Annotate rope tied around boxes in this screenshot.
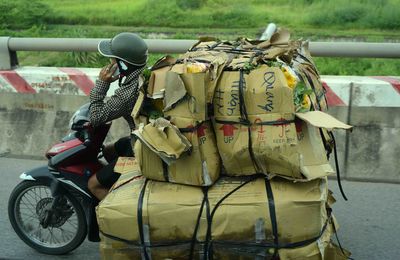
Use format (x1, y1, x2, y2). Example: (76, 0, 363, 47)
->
(329, 131, 348, 201)
(185, 175, 333, 260)
(99, 174, 340, 259)
(238, 69, 264, 174)
(137, 179, 150, 260)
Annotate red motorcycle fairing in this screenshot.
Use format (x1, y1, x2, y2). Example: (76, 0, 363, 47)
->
(46, 138, 83, 158)
(59, 162, 104, 177)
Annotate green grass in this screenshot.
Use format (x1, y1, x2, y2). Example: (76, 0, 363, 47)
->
(314, 57, 400, 76)
(2, 0, 400, 75)
(38, 0, 400, 30)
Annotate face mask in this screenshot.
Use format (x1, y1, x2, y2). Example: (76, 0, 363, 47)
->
(119, 60, 128, 71)
(113, 60, 128, 78)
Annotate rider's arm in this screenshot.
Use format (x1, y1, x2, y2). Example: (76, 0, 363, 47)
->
(89, 66, 143, 128)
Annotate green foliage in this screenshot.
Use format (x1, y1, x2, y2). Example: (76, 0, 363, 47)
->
(176, 0, 207, 10)
(307, 0, 400, 30)
(38, 0, 400, 30)
(0, 0, 52, 29)
(308, 2, 366, 26)
(365, 3, 400, 29)
(293, 82, 313, 112)
(211, 7, 258, 27)
(5, 0, 400, 76)
(68, 52, 106, 67)
(314, 57, 400, 76)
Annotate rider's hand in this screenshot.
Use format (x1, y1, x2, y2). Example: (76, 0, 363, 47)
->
(99, 62, 118, 83)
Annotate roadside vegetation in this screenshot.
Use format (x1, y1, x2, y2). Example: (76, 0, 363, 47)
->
(1, 0, 399, 75)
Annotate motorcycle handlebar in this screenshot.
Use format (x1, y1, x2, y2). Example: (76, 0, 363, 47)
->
(82, 130, 91, 146)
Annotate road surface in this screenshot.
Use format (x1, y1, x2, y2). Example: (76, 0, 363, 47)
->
(0, 157, 399, 259)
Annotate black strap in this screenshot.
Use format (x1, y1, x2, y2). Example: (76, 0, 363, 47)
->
(265, 179, 279, 257)
(321, 81, 330, 109)
(247, 126, 262, 173)
(255, 118, 295, 126)
(214, 118, 250, 126)
(214, 118, 294, 126)
(238, 70, 262, 173)
(208, 41, 222, 50)
(137, 179, 150, 260)
(319, 128, 333, 159)
(329, 131, 348, 201)
(211, 208, 332, 250)
(179, 121, 207, 133)
(189, 187, 208, 260)
(331, 214, 354, 260)
(238, 69, 250, 124)
(204, 176, 260, 259)
(162, 161, 169, 182)
(203, 188, 212, 260)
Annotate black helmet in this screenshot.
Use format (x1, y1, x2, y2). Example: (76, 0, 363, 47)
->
(98, 32, 148, 66)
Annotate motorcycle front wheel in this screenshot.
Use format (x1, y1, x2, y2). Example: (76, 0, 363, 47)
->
(8, 180, 87, 255)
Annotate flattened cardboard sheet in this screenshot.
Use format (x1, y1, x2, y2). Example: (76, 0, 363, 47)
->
(135, 119, 220, 186)
(133, 118, 192, 164)
(296, 111, 353, 131)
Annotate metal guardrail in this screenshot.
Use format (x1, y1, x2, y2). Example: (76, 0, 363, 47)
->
(1, 36, 400, 70)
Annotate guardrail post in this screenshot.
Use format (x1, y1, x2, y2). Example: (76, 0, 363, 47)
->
(0, 37, 18, 70)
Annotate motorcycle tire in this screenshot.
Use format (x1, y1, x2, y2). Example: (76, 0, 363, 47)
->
(8, 180, 88, 255)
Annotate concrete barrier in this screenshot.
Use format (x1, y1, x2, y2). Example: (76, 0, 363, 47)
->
(0, 67, 134, 159)
(0, 67, 399, 183)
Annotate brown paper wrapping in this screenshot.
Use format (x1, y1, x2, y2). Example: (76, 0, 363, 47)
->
(97, 175, 328, 247)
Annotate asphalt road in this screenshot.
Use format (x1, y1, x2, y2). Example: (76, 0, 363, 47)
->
(0, 157, 399, 259)
(0, 158, 99, 260)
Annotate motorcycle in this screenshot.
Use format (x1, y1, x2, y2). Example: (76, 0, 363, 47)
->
(8, 103, 109, 255)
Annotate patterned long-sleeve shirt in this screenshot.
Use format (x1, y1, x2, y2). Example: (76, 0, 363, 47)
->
(89, 67, 144, 132)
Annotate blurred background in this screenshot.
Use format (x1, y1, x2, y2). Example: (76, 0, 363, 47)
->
(1, 0, 399, 74)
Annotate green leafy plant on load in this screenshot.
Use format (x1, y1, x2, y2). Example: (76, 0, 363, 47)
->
(242, 61, 259, 73)
(264, 60, 281, 68)
(293, 81, 313, 112)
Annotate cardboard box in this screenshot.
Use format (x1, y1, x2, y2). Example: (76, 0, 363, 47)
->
(214, 113, 299, 178)
(214, 111, 352, 181)
(135, 119, 220, 186)
(164, 68, 208, 121)
(113, 157, 140, 176)
(179, 50, 229, 103)
(213, 66, 294, 118)
(98, 176, 352, 259)
(147, 55, 176, 99)
(97, 176, 329, 249)
(147, 62, 209, 121)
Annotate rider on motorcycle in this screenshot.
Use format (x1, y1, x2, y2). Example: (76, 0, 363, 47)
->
(88, 32, 148, 201)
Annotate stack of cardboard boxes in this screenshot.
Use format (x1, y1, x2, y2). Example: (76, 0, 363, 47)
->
(96, 28, 352, 259)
